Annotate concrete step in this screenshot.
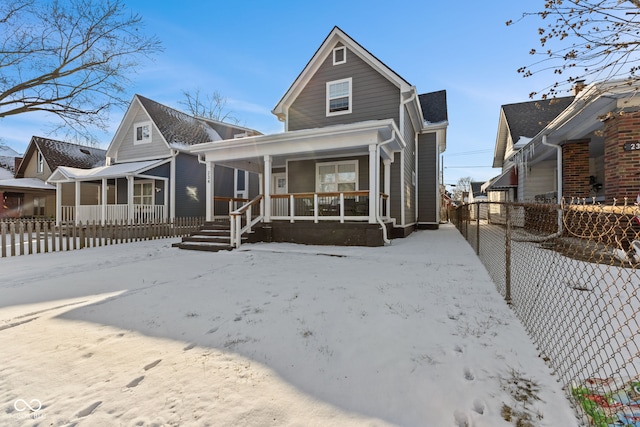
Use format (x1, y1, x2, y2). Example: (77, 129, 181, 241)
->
(174, 241, 233, 252)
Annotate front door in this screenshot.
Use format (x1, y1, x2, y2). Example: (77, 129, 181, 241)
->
(272, 173, 287, 216)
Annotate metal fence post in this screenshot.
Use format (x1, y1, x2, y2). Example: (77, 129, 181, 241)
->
(505, 202, 512, 304)
(476, 203, 480, 256)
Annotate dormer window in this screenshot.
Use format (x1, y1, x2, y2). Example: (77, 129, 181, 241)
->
(326, 78, 352, 116)
(134, 121, 152, 145)
(333, 46, 346, 65)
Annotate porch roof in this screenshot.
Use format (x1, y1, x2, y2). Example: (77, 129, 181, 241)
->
(483, 167, 517, 192)
(189, 119, 404, 172)
(0, 177, 56, 192)
(47, 159, 167, 183)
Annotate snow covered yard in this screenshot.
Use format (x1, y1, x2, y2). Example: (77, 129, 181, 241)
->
(0, 224, 578, 426)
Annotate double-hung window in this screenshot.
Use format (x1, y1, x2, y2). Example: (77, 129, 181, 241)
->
(37, 151, 44, 174)
(316, 160, 357, 193)
(326, 78, 352, 116)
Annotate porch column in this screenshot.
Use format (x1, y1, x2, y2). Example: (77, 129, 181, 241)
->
(259, 172, 264, 217)
(384, 159, 391, 218)
(264, 155, 272, 222)
(163, 179, 169, 222)
(101, 178, 107, 224)
(368, 144, 377, 224)
(170, 155, 176, 221)
(74, 180, 81, 225)
(206, 162, 214, 221)
(127, 176, 134, 222)
(56, 182, 62, 226)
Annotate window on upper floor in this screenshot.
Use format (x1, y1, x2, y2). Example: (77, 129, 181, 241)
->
(134, 121, 152, 145)
(333, 46, 346, 65)
(36, 151, 44, 174)
(326, 78, 352, 117)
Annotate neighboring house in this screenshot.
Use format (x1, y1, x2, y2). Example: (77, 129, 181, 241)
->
(0, 137, 104, 219)
(487, 96, 574, 202)
(0, 144, 22, 218)
(190, 27, 448, 246)
(490, 79, 640, 204)
(48, 94, 262, 224)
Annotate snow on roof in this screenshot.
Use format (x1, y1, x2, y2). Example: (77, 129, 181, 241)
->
(48, 159, 165, 182)
(0, 167, 14, 180)
(0, 145, 20, 157)
(0, 177, 55, 190)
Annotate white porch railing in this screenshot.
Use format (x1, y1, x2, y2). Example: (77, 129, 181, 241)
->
(230, 195, 264, 248)
(61, 204, 165, 224)
(270, 191, 388, 223)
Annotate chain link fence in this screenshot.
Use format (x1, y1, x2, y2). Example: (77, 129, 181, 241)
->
(452, 200, 640, 426)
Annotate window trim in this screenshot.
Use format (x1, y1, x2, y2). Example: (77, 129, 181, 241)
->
(315, 160, 358, 193)
(36, 151, 44, 174)
(133, 121, 152, 145)
(133, 180, 154, 206)
(333, 46, 346, 65)
(326, 77, 352, 117)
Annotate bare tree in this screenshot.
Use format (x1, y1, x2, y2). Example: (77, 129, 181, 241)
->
(508, 0, 640, 99)
(453, 176, 472, 202)
(0, 0, 162, 140)
(179, 89, 241, 124)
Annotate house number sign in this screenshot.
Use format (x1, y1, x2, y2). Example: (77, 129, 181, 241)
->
(623, 142, 640, 151)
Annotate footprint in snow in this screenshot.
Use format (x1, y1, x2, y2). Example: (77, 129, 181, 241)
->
(76, 401, 102, 418)
(453, 410, 471, 427)
(126, 376, 145, 388)
(472, 398, 486, 415)
(464, 367, 475, 381)
(143, 359, 161, 371)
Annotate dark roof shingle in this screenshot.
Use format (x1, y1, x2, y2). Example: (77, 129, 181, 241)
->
(419, 90, 448, 123)
(502, 97, 574, 143)
(34, 137, 106, 170)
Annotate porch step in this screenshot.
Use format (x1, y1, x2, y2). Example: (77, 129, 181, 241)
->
(173, 221, 244, 252)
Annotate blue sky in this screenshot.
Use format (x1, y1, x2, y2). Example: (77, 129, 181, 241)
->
(1, 1, 558, 187)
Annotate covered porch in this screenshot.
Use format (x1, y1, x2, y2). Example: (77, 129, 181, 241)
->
(47, 160, 170, 225)
(192, 120, 404, 246)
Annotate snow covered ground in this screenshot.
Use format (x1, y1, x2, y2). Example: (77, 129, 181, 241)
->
(0, 224, 579, 426)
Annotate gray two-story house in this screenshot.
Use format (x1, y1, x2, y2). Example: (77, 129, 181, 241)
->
(190, 26, 448, 246)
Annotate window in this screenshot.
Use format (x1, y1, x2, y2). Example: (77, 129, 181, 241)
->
(133, 181, 153, 205)
(134, 121, 152, 144)
(37, 151, 44, 174)
(326, 78, 352, 116)
(333, 46, 346, 65)
(33, 196, 45, 216)
(316, 161, 357, 193)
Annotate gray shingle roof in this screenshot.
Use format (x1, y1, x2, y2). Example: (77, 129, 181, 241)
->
(502, 97, 574, 143)
(419, 90, 448, 123)
(136, 95, 260, 146)
(33, 137, 106, 170)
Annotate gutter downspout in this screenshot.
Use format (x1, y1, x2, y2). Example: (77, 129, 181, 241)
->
(541, 134, 563, 236)
(376, 129, 397, 245)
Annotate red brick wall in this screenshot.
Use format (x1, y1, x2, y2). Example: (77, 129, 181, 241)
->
(604, 112, 640, 203)
(562, 140, 591, 199)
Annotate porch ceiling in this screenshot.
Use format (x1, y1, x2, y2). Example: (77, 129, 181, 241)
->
(190, 119, 404, 172)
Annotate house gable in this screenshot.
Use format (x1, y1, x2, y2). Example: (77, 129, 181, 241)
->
(273, 26, 412, 129)
(16, 136, 106, 180)
(107, 95, 173, 163)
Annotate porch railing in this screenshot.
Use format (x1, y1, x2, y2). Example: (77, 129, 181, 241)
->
(61, 204, 165, 224)
(230, 195, 263, 248)
(270, 191, 388, 223)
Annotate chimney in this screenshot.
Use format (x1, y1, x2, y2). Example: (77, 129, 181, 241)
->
(572, 80, 586, 96)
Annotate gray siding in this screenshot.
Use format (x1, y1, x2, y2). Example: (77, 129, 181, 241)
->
(288, 46, 400, 131)
(417, 132, 438, 223)
(249, 173, 259, 198)
(114, 105, 171, 162)
(403, 107, 416, 224)
(286, 157, 369, 193)
(390, 152, 402, 221)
